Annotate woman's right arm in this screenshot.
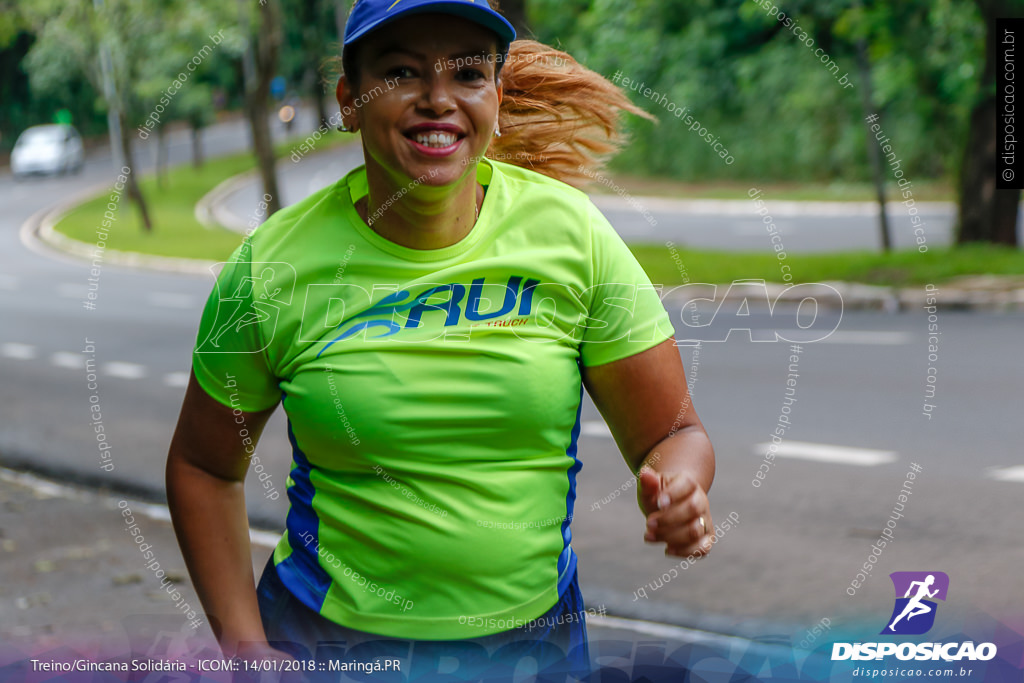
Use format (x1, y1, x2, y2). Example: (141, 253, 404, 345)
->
(165, 369, 281, 657)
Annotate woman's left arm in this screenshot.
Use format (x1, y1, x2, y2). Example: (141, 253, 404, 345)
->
(581, 337, 716, 559)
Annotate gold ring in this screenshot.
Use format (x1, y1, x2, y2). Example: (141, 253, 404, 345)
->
(699, 516, 707, 536)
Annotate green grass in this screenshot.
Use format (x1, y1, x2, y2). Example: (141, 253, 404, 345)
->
(54, 132, 356, 261)
(598, 175, 956, 203)
(630, 243, 1024, 287)
(54, 137, 1020, 286)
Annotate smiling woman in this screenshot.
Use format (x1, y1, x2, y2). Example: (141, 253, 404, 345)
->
(166, 0, 716, 679)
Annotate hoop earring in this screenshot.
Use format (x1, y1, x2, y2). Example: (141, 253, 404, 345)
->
(494, 126, 502, 138)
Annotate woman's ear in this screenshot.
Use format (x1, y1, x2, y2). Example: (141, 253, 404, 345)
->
(495, 82, 503, 131)
(336, 75, 358, 131)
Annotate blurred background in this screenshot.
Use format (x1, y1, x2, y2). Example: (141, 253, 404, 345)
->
(1, 0, 1022, 679)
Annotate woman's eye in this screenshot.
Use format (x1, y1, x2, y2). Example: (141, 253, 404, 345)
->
(386, 66, 416, 80)
(456, 68, 485, 82)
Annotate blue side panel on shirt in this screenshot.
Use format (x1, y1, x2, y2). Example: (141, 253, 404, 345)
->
(274, 403, 333, 613)
(556, 377, 585, 595)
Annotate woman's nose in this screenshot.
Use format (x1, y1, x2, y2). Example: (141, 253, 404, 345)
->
(418, 73, 456, 114)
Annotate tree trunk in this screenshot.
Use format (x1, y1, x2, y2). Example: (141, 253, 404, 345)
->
(497, 0, 529, 37)
(190, 121, 204, 168)
(117, 109, 153, 233)
(854, 35, 892, 251)
(334, 0, 349, 46)
(246, 0, 283, 215)
(155, 125, 168, 189)
(301, 0, 332, 131)
(958, 0, 1022, 246)
(311, 67, 330, 131)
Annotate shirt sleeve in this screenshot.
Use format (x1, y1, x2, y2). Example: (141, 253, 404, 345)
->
(578, 202, 676, 367)
(191, 244, 282, 412)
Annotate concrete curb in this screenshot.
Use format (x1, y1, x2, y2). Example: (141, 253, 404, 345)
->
(662, 279, 1024, 312)
(205, 168, 1024, 311)
(194, 169, 260, 233)
(25, 170, 1024, 310)
(23, 184, 219, 277)
(589, 194, 956, 216)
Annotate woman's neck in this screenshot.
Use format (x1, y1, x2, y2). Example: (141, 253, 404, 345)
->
(359, 169, 484, 250)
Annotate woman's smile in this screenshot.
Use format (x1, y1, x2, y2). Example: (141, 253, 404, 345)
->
(403, 122, 466, 157)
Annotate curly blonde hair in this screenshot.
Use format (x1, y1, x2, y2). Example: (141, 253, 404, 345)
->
(485, 40, 653, 187)
(335, 1, 651, 187)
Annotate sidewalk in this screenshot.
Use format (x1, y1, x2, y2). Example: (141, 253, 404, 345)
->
(0, 466, 786, 675)
(0, 467, 271, 651)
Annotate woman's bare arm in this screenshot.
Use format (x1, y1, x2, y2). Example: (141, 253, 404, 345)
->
(165, 370, 280, 656)
(581, 337, 716, 558)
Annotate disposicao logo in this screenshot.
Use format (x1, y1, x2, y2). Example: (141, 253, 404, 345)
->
(832, 572, 997, 663)
(882, 571, 948, 635)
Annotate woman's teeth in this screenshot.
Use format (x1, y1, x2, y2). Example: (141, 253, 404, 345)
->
(413, 132, 458, 148)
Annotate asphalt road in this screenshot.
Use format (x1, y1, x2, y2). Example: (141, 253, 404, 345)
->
(216, 143, 1024, 251)
(2, 118, 1022, 649)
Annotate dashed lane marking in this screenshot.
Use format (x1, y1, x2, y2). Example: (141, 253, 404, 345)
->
(755, 441, 898, 466)
(7, 347, 186, 385)
(51, 351, 85, 369)
(164, 372, 189, 388)
(1, 343, 36, 360)
(104, 362, 147, 379)
(581, 421, 613, 438)
(986, 466, 1024, 483)
(770, 331, 912, 345)
(817, 331, 912, 345)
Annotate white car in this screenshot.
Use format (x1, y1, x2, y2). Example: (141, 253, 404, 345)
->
(11, 124, 85, 178)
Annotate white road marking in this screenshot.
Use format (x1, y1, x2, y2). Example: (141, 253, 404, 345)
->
(56, 283, 88, 298)
(164, 372, 189, 388)
(148, 292, 195, 309)
(0, 466, 281, 549)
(581, 421, 613, 437)
(769, 331, 911, 345)
(104, 362, 146, 379)
(51, 351, 84, 369)
(985, 466, 1024, 483)
(816, 331, 912, 345)
(755, 441, 897, 466)
(1, 343, 36, 360)
(726, 331, 911, 346)
(250, 529, 284, 548)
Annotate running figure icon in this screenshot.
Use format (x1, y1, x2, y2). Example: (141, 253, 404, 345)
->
(882, 571, 949, 635)
(888, 574, 939, 631)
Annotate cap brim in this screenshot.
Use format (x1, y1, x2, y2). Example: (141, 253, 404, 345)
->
(344, 1, 516, 47)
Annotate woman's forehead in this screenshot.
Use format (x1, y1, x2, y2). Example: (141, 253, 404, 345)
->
(361, 13, 499, 59)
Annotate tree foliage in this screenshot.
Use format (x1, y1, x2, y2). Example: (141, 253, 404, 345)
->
(532, 0, 982, 186)
(2, 0, 1014, 245)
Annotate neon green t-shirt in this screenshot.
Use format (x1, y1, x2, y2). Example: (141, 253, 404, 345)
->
(192, 158, 675, 639)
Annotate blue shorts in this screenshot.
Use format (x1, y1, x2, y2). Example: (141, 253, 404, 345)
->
(255, 556, 591, 681)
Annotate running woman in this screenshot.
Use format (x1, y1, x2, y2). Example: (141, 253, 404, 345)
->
(166, 0, 715, 676)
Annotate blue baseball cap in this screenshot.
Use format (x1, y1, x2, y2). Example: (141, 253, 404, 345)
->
(344, 0, 516, 48)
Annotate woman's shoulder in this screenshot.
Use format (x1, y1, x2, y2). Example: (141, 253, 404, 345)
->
(240, 171, 363, 257)
(487, 157, 591, 206)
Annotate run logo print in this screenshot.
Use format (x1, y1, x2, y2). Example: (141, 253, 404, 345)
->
(882, 571, 949, 635)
